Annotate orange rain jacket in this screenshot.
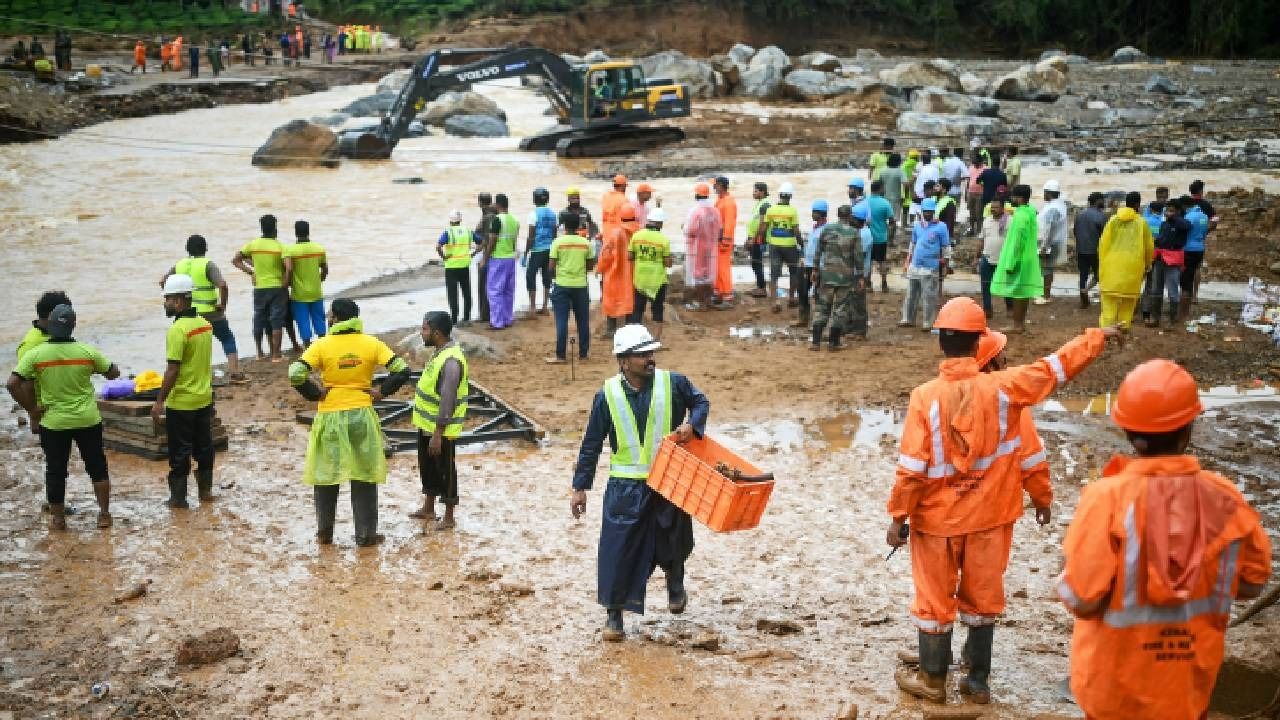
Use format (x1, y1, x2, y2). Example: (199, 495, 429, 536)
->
(714, 193, 738, 297)
(1018, 412, 1051, 509)
(597, 219, 637, 317)
(600, 189, 628, 239)
(1059, 455, 1272, 720)
(888, 328, 1106, 535)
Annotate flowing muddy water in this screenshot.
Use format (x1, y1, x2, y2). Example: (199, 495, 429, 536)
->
(3, 76, 1280, 372)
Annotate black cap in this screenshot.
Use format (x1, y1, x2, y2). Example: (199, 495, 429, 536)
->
(48, 304, 75, 340)
(715, 175, 730, 188)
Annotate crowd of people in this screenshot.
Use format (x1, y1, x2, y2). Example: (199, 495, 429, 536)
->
(4, 131, 1271, 719)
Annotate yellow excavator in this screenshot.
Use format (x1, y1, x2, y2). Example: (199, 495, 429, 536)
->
(338, 47, 692, 159)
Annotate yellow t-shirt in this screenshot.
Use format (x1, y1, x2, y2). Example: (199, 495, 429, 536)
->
(240, 237, 285, 289)
(165, 313, 214, 411)
(301, 331, 395, 412)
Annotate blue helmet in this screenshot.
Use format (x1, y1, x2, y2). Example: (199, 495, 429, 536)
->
(848, 177, 866, 189)
(921, 198, 938, 213)
(811, 199, 829, 214)
(851, 202, 869, 221)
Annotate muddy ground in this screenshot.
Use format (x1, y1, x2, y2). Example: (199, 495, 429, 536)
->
(1, 284, 1277, 719)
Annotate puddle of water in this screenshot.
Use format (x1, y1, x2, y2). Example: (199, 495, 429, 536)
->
(1042, 382, 1280, 416)
(715, 408, 903, 453)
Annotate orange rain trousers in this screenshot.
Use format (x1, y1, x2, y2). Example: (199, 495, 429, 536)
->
(714, 193, 738, 298)
(1059, 455, 1272, 720)
(910, 522, 1014, 632)
(597, 223, 635, 318)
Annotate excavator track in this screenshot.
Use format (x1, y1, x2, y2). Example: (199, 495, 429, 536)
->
(519, 125, 686, 158)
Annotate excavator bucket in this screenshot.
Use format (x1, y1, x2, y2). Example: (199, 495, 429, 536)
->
(338, 130, 394, 160)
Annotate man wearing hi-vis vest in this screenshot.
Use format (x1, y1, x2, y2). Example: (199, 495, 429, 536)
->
(1059, 359, 1271, 720)
(885, 297, 1123, 705)
(410, 311, 469, 531)
(165, 235, 244, 381)
(437, 209, 477, 327)
(571, 324, 710, 642)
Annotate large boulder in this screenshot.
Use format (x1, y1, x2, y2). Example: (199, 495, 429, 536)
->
(443, 114, 509, 138)
(1064, 54, 1090, 65)
(879, 59, 962, 93)
(1111, 45, 1147, 63)
(958, 71, 989, 96)
(638, 50, 718, 98)
(419, 91, 506, 126)
(398, 330, 503, 362)
(738, 64, 785, 98)
(1039, 49, 1066, 62)
(376, 68, 411, 96)
(910, 87, 1000, 117)
(991, 61, 1067, 102)
(728, 43, 755, 65)
(583, 49, 610, 63)
(782, 70, 879, 100)
(252, 120, 338, 168)
(799, 51, 841, 72)
(855, 48, 882, 61)
(709, 54, 741, 94)
(749, 45, 792, 74)
(896, 111, 1000, 137)
(1144, 74, 1181, 94)
(339, 93, 398, 117)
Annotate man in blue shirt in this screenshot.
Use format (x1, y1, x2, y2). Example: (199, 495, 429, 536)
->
(1180, 197, 1211, 318)
(524, 187, 559, 315)
(898, 198, 951, 331)
(799, 200, 828, 328)
(571, 325, 710, 642)
(862, 180, 898, 292)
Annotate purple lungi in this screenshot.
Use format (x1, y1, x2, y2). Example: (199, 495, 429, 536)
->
(486, 258, 516, 329)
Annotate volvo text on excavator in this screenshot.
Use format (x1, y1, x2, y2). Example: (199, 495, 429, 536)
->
(338, 47, 692, 159)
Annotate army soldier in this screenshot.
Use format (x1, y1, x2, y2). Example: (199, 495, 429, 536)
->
(810, 205, 866, 350)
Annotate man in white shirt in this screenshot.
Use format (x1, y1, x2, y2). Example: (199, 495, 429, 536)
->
(911, 149, 941, 221)
(1035, 179, 1069, 305)
(942, 148, 968, 201)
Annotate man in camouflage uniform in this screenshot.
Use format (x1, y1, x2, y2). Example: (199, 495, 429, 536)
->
(810, 205, 866, 350)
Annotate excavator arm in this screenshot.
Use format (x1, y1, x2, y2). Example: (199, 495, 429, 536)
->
(341, 47, 576, 159)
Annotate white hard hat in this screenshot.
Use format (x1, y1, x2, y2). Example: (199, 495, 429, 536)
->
(162, 273, 194, 295)
(1043, 180, 1061, 193)
(778, 182, 795, 196)
(647, 208, 666, 223)
(613, 324, 661, 356)
(448, 209, 463, 223)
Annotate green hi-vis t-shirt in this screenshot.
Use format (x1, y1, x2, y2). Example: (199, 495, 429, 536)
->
(285, 240, 327, 302)
(16, 325, 48, 360)
(14, 340, 111, 430)
(549, 234, 595, 288)
(240, 237, 285, 289)
(165, 313, 214, 411)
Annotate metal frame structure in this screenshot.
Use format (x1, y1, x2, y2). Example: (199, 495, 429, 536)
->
(295, 375, 543, 455)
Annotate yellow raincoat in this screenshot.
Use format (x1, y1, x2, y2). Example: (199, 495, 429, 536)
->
(1098, 208, 1154, 297)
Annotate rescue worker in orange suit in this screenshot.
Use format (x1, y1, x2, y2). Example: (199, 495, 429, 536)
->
(601, 174, 628, 241)
(1058, 359, 1272, 720)
(131, 40, 147, 73)
(596, 204, 637, 338)
(713, 176, 738, 307)
(159, 40, 172, 71)
(886, 296, 1121, 704)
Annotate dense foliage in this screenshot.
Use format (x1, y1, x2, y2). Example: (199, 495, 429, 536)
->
(0, 0, 269, 37)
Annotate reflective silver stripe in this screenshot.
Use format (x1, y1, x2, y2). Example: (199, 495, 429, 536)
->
(927, 463, 956, 478)
(1045, 353, 1067, 384)
(412, 406, 464, 425)
(605, 375, 648, 475)
(1102, 506, 1240, 629)
(958, 612, 997, 627)
(997, 390, 1009, 440)
(1020, 449, 1048, 470)
(1122, 503, 1139, 609)
(1057, 575, 1085, 610)
(971, 438, 1023, 471)
(912, 615, 952, 633)
(928, 400, 945, 462)
(898, 454, 928, 473)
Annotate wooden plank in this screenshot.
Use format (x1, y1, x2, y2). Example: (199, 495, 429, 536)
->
(104, 427, 228, 446)
(97, 400, 154, 417)
(105, 416, 223, 433)
(104, 437, 227, 460)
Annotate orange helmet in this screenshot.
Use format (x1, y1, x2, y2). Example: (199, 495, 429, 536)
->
(636, 182, 654, 194)
(975, 330, 1007, 368)
(694, 182, 711, 197)
(933, 297, 988, 332)
(1112, 359, 1202, 433)
(621, 205, 637, 222)
(613, 174, 627, 186)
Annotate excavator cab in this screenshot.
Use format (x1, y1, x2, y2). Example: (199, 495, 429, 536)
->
(572, 61, 690, 126)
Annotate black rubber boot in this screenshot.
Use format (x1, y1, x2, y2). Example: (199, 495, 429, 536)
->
(165, 478, 189, 509)
(603, 609, 625, 642)
(959, 625, 994, 704)
(828, 328, 842, 350)
(895, 630, 951, 703)
(196, 469, 216, 502)
(811, 324, 825, 350)
(667, 570, 687, 614)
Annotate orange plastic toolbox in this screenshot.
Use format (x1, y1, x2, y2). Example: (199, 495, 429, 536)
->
(646, 433, 774, 532)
